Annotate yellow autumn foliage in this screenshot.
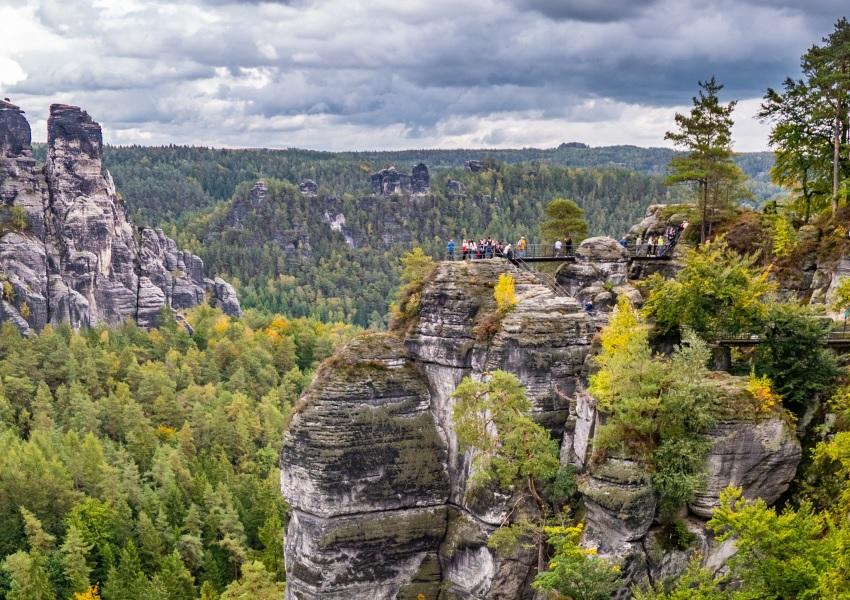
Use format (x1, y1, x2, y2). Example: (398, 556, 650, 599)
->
(73, 585, 101, 600)
(494, 273, 517, 313)
(746, 372, 780, 414)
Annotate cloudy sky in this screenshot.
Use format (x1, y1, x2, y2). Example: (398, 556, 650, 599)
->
(0, 0, 845, 151)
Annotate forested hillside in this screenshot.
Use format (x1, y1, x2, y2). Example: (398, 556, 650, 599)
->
(0, 308, 357, 600)
(170, 165, 678, 326)
(29, 144, 776, 226)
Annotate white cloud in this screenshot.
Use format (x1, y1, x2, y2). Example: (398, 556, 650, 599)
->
(0, 0, 833, 151)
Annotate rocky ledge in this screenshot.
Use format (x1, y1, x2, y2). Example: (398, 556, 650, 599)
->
(0, 101, 240, 333)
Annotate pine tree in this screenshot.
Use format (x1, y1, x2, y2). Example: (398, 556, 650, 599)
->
(2, 550, 55, 600)
(665, 76, 748, 242)
(102, 542, 149, 600)
(803, 18, 850, 212)
(540, 198, 588, 244)
(61, 524, 93, 595)
(149, 551, 196, 600)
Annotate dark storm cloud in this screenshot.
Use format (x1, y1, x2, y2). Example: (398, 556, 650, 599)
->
(2, 0, 845, 150)
(512, 0, 661, 22)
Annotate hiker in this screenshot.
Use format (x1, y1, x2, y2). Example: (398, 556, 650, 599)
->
(648, 235, 656, 256)
(461, 239, 468, 260)
(553, 238, 563, 257)
(619, 236, 628, 248)
(517, 236, 527, 258)
(504, 242, 513, 260)
(584, 300, 594, 315)
(635, 234, 643, 255)
(469, 240, 477, 259)
(656, 234, 666, 256)
(447, 238, 455, 260)
(565, 235, 573, 256)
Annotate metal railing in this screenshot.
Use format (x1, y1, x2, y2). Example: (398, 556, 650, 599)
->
(511, 254, 571, 297)
(443, 240, 678, 261)
(715, 331, 850, 346)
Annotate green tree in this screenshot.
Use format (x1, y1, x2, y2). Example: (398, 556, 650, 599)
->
(389, 248, 435, 329)
(771, 215, 796, 257)
(218, 561, 284, 600)
(61, 524, 93, 595)
(708, 487, 837, 599)
(540, 198, 588, 244)
(1, 550, 54, 600)
(452, 370, 563, 571)
(149, 551, 196, 600)
(759, 78, 833, 222)
(665, 77, 749, 242)
(532, 524, 621, 600)
(643, 239, 775, 338)
(753, 301, 838, 415)
(803, 18, 850, 212)
(102, 542, 149, 600)
(590, 298, 717, 517)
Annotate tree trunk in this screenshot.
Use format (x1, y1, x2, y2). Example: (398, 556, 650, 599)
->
(700, 180, 708, 244)
(802, 172, 811, 224)
(834, 109, 841, 214)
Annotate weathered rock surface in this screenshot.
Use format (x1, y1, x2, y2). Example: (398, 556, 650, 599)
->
(282, 226, 804, 597)
(0, 101, 240, 333)
(690, 418, 801, 518)
(283, 260, 593, 599)
(370, 163, 430, 196)
(556, 236, 642, 310)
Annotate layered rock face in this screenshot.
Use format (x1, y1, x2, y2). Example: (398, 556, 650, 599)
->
(283, 260, 595, 599)
(0, 101, 240, 333)
(282, 251, 803, 598)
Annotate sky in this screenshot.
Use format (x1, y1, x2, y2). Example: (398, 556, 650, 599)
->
(0, 0, 845, 152)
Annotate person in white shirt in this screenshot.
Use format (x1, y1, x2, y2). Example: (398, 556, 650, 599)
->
(554, 239, 563, 257)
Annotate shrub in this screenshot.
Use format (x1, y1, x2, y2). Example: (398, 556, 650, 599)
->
(389, 248, 436, 331)
(494, 273, 517, 313)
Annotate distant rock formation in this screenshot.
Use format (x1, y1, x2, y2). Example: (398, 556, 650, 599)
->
(445, 179, 467, 197)
(0, 101, 241, 334)
(370, 163, 429, 195)
(299, 179, 318, 196)
(465, 159, 486, 172)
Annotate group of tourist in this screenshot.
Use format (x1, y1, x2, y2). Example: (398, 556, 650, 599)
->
(447, 237, 522, 260)
(446, 235, 576, 260)
(628, 221, 688, 257)
(446, 221, 687, 260)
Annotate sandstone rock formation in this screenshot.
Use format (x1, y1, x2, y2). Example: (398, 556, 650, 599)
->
(370, 163, 430, 196)
(282, 252, 803, 598)
(0, 101, 241, 333)
(283, 260, 594, 599)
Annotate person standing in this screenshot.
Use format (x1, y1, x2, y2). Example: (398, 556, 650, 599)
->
(565, 235, 573, 256)
(635, 234, 643, 255)
(554, 238, 563, 257)
(648, 235, 655, 256)
(517, 236, 527, 258)
(461, 239, 468, 260)
(504, 242, 513, 260)
(447, 238, 455, 260)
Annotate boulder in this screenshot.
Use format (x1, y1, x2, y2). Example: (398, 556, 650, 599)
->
(690, 417, 801, 518)
(580, 459, 656, 554)
(575, 236, 629, 262)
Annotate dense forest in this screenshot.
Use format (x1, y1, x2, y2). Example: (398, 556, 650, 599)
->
(31, 143, 777, 227)
(167, 165, 682, 326)
(0, 308, 357, 599)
